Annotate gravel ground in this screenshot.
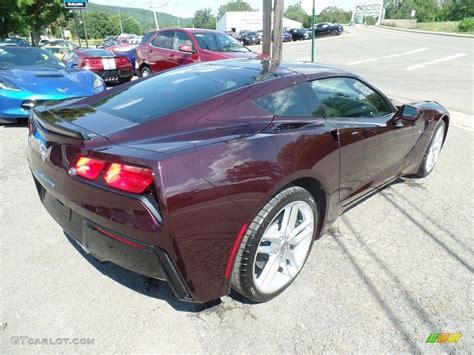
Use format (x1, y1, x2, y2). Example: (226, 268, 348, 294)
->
(0, 112, 472, 353)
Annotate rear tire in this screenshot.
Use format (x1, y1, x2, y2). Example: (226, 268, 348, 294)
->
(415, 120, 446, 177)
(232, 186, 318, 302)
(139, 66, 152, 78)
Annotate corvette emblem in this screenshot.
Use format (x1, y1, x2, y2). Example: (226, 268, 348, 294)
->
(39, 141, 51, 163)
(57, 87, 68, 93)
(33, 131, 51, 163)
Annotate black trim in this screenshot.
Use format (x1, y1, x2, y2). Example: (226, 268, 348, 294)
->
(154, 248, 193, 302)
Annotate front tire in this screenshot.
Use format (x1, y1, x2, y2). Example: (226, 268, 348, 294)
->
(232, 186, 318, 302)
(415, 120, 446, 177)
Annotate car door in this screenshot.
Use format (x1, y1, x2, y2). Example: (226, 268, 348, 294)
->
(148, 30, 176, 72)
(308, 77, 415, 206)
(253, 81, 341, 214)
(321, 24, 331, 35)
(173, 30, 198, 66)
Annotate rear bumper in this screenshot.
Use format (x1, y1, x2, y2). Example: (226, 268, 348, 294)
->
(96, 69, 133, 83)
(33, 173, 194, 302)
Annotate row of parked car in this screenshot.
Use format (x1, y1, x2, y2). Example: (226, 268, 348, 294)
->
(226, 23, 344, 45)
(0, 24, 345, 123)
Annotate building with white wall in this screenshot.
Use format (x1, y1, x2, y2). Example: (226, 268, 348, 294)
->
(216, 11, 303, 32)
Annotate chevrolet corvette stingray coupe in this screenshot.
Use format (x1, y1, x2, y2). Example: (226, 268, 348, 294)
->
(0, 46, 106, 123)
(27, 60, 449, 303)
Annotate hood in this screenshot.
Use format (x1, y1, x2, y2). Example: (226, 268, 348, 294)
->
(2, 67, 95, 95)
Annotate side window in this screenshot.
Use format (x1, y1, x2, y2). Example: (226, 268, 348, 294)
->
(174, 31, 194, 50)
(192, 33, 219, 51)
(254, 84, 313, 117)
(151, 31, 175, 49)
(310, 77, 392, 118)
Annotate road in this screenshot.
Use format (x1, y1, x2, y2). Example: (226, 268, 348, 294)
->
(1, 26, 473, 353)
(284, 26, 473, 116)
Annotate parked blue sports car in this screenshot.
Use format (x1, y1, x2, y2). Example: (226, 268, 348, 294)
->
(0, 46, 106, 123)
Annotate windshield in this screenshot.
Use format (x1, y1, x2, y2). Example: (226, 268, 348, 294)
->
(193, 32, 249, 53)
(0, 47, 65, 69)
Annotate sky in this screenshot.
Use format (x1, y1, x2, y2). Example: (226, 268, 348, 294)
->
(90, 0, 362, 19)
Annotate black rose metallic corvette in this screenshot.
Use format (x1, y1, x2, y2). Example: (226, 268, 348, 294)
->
(27, 60, 449, 303)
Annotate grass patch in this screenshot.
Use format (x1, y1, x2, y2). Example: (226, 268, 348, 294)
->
(414, 21, 473, 34)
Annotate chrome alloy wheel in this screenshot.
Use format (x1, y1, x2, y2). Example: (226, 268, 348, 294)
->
(253, 200, 314, 294)
(426, 126, 444, 172)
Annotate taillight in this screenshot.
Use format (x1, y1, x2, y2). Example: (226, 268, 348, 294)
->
(82, 57, 103, 70)
(73, 157, 107, 180)
(114, 56, 131, 67)
(104, 163, 154, 194)
(69, 156, 154, 194)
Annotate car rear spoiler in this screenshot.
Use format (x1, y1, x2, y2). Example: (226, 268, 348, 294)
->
(31, 109, 94, 144)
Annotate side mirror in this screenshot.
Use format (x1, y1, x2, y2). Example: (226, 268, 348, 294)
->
(400, 104, 420, 120)
(178, 45, 195, 53)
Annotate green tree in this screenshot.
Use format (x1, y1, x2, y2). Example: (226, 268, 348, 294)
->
(217, 0, 254, 20)
(17, 0, 69, 45)
(192, 8, 216, 29)
(0, 0, 22, 38)
(413, 0, 439, 22)
(77, 11, 120, 39)
(284, 4, 310, 27)
(122, 16, 141, 34)
(438, 0, 474, 21)
(317, 6, 353, 24)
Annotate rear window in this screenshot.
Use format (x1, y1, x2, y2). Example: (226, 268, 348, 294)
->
(82, 49, 112, 57)
(91, 64, 278, 123)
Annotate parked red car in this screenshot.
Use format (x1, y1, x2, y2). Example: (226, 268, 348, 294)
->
(136, 28, 261, 77)
(62, 48, 133, 85)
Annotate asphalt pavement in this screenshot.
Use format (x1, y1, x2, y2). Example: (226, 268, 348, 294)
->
(1, 26, 473, 353)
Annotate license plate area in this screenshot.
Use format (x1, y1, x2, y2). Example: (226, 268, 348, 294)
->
(99, 70, 120, 82)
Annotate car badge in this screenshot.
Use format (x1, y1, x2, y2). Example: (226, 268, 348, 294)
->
(39, 141, 52, 163)
(57, 87, 68, 93)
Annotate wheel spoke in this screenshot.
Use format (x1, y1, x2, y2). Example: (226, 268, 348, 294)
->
(258, 254, 281, 289)
(279, 206, 291, 234)
(284, 204, 300, 236)
(258, 243, 280, 255)
(288, 219, 312, 240)
(280, 255, 292, 277)
(289, 226, 313, 248)
(286, 250, 299, 270)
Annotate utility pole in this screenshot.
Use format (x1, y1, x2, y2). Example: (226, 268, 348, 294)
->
(73, 10, 82, 47)
(118, 7, 123, 33)
(272, 0, 284, 62)
(153, 10, 159, 29)
(150, 1, 171, 30)
(262, 0, 272, 59)
(80, 9, 89, 48)
(311, 0, 315, 62)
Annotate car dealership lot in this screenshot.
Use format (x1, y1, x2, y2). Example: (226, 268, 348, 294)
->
(1, 27, 473, 353)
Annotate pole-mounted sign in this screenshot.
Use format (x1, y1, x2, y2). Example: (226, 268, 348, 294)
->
(64, 0, 87, 9)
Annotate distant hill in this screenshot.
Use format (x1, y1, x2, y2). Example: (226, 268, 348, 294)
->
(85, 3, 193, 33)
